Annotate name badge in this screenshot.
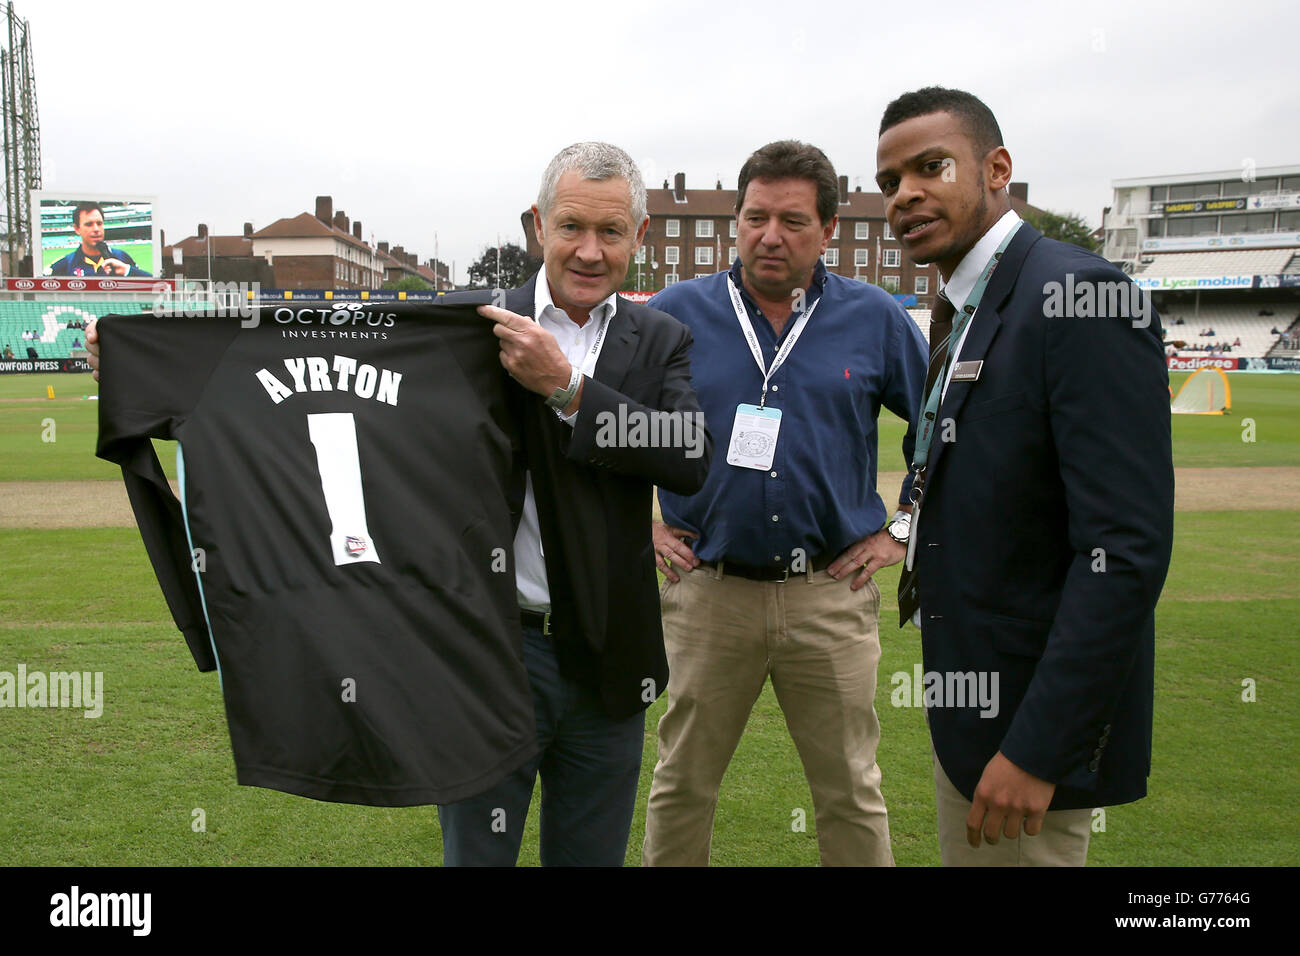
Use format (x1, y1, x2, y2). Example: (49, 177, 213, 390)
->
(950, 360, 983, 382)
(726, 403, 781, 471)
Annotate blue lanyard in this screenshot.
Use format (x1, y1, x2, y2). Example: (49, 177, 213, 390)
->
(911, 221, 1021, 480)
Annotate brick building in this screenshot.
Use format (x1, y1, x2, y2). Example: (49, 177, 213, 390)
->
(375, 241, 452, 289)
(161, 223, 274, 286)
(163, 196, 452, 291)
(523, 171, 1039, 309)
(249, 197, 385, 290)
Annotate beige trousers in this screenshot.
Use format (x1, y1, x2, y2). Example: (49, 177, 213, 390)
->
(932, 745, 1092, 866)
(642, 563, 893, 866)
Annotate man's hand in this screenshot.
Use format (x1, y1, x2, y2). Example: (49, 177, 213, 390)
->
(654, 520, 699, 583)
(86, 319, 101, 382)
(827, 529, 905, 591)
(966, 751, 1056, 847)
(477, 304, 575, 405)
(101, 258, 131, 276)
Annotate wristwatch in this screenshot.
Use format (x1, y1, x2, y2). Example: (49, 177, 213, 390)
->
(885, 509, 911, 544)
(545, 365, 582, 410)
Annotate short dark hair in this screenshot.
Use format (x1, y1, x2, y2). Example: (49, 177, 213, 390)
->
(736, 140, 839, 226)
(72, 202, 103, 228)
(879, 87, 1003, 159)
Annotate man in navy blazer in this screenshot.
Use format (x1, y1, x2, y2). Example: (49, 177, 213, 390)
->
(876, 88, 1174, 865)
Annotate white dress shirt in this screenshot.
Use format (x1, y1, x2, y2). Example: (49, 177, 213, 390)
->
(937, 209, 1022, 401)
(514, 277, 619, 611)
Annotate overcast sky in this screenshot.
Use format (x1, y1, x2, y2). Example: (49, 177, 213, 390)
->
(23, 0, 1300, 282)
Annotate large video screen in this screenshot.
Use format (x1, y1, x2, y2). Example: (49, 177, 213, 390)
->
(31, 191, 158, 278)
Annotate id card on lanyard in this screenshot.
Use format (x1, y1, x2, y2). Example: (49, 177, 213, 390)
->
(904, 221, 1021, 572)
(724, 276, 820, 471)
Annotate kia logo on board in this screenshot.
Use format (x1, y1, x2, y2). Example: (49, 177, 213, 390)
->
(100, 280, 119, 289)
(13, 279, 34, 289)
(40, 279, 59, 289)
(67, 280, 86, 290)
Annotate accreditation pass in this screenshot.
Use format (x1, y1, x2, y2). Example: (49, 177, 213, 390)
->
(726, 403, 782, 471)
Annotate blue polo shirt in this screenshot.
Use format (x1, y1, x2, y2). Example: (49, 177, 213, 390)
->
(652, 259, 927, 567)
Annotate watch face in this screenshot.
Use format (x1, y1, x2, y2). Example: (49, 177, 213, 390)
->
(888, 519, 910, 542)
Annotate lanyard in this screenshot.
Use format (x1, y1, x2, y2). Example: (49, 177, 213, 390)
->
(910, 221, 1022, 480)
(580, 305, 612, 376)
(542, 302, 613, 377)
(726, 276, 821, 407)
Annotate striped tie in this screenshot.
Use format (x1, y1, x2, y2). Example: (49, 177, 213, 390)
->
(897, 291, 956, 626)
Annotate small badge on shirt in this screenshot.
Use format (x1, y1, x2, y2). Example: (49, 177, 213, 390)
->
(727, 404, 782, 471)
(950, 360, 983, 383)
(345, 535, 368, 557)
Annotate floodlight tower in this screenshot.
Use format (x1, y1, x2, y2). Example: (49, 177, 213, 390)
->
(1, 1, 40, 276)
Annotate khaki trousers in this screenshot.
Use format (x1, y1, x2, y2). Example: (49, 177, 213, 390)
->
(932, 744, 1092, 866)
(642, 563, 893, 866)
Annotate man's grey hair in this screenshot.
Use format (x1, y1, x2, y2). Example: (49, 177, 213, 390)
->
(536, 142, 647, 226)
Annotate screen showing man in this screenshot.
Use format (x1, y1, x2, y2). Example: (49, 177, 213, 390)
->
(43, 201, 152, 277)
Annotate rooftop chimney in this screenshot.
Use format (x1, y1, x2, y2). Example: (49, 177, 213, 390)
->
(838, 175, 848, 204)
(392, 245, 405, 260)
(716, 179, 722, 190)
(378, 241, 389, 254)
(334, 210, 349, 233)
(673, 172, 686, 202)
(243, 222, 253, 238)
(353, 221, 362, 240)
(197, 223, 208, 240)
(663, 179, 669, 190)
(1009, 182, 1028, 202)
(315, 195, 333, 225)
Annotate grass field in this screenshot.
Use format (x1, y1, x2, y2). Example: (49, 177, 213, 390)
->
(1, 372, 1297, 865)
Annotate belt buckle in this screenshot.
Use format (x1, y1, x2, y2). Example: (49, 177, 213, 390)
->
(542, 611, 551, 636)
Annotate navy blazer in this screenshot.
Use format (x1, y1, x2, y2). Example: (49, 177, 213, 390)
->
(914, 224, 1174, 810)
(443, 273, 711, 718)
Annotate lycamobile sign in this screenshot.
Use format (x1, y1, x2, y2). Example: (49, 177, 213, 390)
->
(1133, 275, 1253, 291)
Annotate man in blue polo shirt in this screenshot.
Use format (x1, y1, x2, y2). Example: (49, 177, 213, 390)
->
(642, 140, 928, 866)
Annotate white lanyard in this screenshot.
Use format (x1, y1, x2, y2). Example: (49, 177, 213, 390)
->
(726, 277, 820, 408)
(543, 303, 612, 377)
(579, 306, 612, 376)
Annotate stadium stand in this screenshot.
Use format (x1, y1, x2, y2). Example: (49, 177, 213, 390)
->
(1134, 249, 1295, 277)
(0, 301, 153, 359)
(1161, 300, 1300, 357)
(906, 307, 933, 345)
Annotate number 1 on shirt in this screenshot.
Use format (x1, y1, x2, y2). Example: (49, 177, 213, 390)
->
(307, 412, 382, 566)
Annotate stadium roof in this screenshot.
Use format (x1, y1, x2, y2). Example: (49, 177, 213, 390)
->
(1112, 165, 1300, 188)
